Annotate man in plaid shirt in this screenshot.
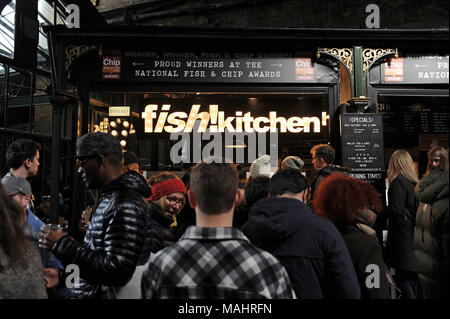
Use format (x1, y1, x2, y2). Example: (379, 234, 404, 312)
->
(141, 161, 295, 299)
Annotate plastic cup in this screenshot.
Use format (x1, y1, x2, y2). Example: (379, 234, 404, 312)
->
(38, 224, 66, 249)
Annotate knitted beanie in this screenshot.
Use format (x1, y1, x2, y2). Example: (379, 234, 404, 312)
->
(281, 156, 305, 171)
(149, 179, 186, 201)
(249, 155, 272, 178)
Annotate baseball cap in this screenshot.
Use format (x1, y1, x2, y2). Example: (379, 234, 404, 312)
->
(76, 132, 122, 159)
(123, 151, 140, 166)
(1, 175, 32, 196)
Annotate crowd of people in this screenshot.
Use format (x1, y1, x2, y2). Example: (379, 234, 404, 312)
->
(0, 133, 448, 299)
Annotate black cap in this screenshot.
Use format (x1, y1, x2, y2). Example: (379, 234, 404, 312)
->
(1, 175, 32, 196)
(76, 132, 122, 159)
(123, 151, 140, 166)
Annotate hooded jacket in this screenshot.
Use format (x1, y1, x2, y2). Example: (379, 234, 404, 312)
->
(413, 169, 449, 298)
(242, 197, 360, 299)
(53, 171, 151, 299)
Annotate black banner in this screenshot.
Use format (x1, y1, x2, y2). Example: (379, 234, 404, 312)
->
(103, 51, 339, 84)
(382, 55, 449, 84)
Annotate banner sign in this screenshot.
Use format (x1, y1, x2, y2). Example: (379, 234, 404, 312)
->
(382, 55, 449, 84)
(100, 51, 338, 84)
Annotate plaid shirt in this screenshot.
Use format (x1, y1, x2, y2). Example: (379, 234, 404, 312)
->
(141, 226, 296, 299)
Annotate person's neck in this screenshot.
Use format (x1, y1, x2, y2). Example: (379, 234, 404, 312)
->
(277, 193, 304, 203)
(102, 170, 122, 187)
(10, 167, 29, 179)
(196, 209, 234, 227)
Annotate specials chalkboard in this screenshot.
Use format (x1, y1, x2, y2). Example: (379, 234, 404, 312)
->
(340, 114, 385, 172)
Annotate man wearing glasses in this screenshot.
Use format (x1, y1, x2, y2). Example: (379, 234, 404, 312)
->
(39, 132, 151, 299)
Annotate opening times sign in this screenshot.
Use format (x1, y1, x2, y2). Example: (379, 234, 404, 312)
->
(101, 51, 338, 83)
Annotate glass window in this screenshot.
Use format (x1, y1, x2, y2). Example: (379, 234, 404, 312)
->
(0, 0, 15, 60)
(90, 91, 331, 177)
(379, 95, 449, 177)
(6, 68, 32, 130)
(0, 63, 5, 127)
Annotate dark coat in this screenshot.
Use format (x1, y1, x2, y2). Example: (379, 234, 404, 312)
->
(310, 165, 351, 200)
(241, 197, 361, 299)
(337, 223, 391, 299)
(386, 174, 419, 271)
(53, 171, 150, 299)
(413, 169, 449, 298)
(148, 202, 176, 253)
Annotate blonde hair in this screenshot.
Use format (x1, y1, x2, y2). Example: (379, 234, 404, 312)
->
(387, 149, 419, 185)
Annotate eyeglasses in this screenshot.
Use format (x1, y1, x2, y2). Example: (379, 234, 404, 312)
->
(166, 196, 185, 205)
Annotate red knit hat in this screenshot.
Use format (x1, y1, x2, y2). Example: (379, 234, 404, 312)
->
(149, 179, 186, 201)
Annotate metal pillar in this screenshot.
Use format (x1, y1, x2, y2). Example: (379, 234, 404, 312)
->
(317, 46, 398, 113)
(49, 94, 66, 223)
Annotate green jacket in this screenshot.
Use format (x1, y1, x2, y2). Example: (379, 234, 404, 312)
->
(413, 168, 449, 298)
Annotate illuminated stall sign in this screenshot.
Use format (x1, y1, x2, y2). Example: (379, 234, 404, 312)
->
(142, 104, 329, 134)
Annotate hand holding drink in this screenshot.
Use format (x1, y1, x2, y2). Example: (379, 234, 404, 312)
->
(38, 224, 67, 250)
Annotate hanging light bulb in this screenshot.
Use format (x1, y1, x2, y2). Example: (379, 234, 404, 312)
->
(130, 129, 136, 134)
(123, 121, 129, 128)
(111, 130, 118, 136)
(120, 140, 127, 147)
(121, 130, 128, 137)
(116, 118, 122, 124)
(110, 121, 117, 128)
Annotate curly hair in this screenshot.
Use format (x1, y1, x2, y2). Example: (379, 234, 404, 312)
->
(312, 174, 382, 223)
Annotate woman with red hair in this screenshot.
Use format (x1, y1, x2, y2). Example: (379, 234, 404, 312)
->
(313, 174, 391, 299)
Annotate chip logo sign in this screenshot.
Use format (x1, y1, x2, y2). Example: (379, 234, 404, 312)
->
(109, 106, 130, 117)
(295, 58, 314, 81)
(102, 55, 121, 79)
(384, 58, 404, 82)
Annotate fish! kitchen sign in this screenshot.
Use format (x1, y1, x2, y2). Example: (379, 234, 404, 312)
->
(142, 104, 329, 133)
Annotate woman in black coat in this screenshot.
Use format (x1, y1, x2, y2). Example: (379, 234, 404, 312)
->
(413, 146, 449, 299)
(386, 149, 419, 299)
(313, 174, 391, 299)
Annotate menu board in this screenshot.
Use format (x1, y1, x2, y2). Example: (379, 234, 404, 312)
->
(340, 114, 385, 172)
(380, 102, 449, 136)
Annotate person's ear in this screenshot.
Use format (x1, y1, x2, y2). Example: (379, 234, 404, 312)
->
(188, 189, 197, 209)
(24, 158, 32, 169)
(234, 188, 242, 207)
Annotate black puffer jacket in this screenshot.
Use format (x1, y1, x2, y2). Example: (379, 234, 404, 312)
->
(413, 169, 449, 298)
(53, 171, 151, 299)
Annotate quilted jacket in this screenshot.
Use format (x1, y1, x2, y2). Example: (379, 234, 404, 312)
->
(53, 171, 151, 299)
